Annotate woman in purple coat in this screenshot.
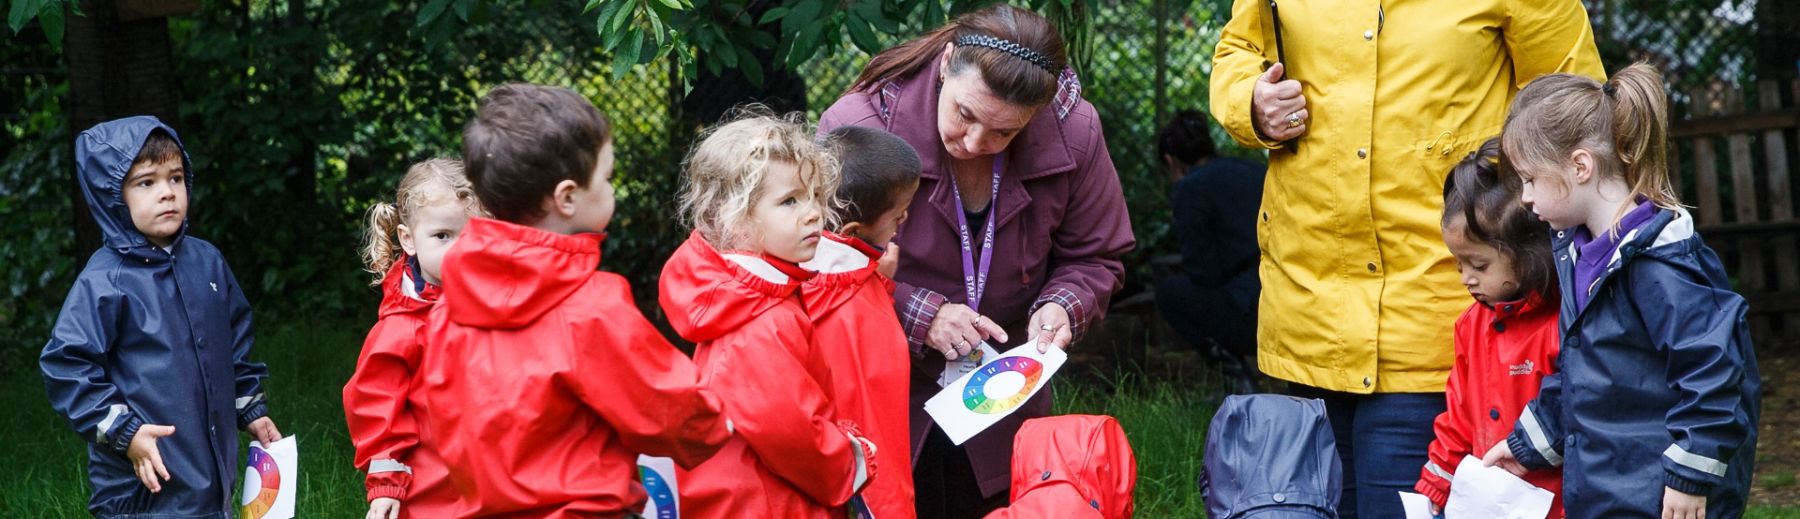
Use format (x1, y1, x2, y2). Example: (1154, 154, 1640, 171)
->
(819, 5, 1134, 516)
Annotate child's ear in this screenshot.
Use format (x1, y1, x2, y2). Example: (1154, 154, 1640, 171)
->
(1569, 149, 1596, 184)
(839, 221, 866, 241)
(550, 179, 581, 218)
(396, 223, 419, 256)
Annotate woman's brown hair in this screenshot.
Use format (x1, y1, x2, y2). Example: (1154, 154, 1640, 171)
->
(1443, 139, 1558, 300)
(1501, 62, 1679, 226)
(848, 4, 1067, 108)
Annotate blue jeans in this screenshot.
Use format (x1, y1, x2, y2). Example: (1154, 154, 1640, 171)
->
(1290, 385, 1444, 519)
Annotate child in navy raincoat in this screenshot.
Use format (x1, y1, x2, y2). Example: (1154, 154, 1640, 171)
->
(1483, 64, 1761, 519)
(42, 116, 282, 518)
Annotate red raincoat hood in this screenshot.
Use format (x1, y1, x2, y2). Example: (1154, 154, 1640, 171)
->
(798, 233, 891, 317)
(999, 415, 1137, 519)
(377, 255, 440, 320)
(440, 217, 603, 329)
(660, 231, 812, 343)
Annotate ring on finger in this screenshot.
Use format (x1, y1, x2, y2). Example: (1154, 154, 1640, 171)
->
(1286, 111, 1303, 128)
(1040, 324, 1054, 332)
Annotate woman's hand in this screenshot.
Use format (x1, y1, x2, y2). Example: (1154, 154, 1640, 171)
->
(1028, 303, 1072, 353)
(1662, 486, 1706, 519)
(926, 303, 1008, 359)
(1251, 63, 1309, 142)
(366, 497, 401, 519)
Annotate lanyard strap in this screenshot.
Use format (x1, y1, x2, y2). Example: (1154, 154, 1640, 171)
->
(950, 156, 1003, 312)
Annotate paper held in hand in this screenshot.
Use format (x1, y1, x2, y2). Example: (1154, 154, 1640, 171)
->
(938, 341, 1003, 388)
(925, 342, 1067, 445)
(1443, 454, 1554, 519)
(240, 435, 298, 519)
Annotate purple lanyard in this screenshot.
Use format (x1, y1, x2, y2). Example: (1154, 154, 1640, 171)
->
(949, 156, 1003, 313)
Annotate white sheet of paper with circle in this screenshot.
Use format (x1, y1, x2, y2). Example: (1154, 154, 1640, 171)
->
(925, 342, 1067, 445)
(240, 435, 298, 519)
(937, 341, 1002, 388)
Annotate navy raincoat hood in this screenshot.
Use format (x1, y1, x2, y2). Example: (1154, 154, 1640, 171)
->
(1201, 394, 1341, 519)
(1507, 208, 1760, 518)
(41, 116, 270, 518)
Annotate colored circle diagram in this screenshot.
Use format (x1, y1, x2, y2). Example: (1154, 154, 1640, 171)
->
(638, 463, 678, 519)
(962, 356, 1045, 414)
(240, 444, 280, 518)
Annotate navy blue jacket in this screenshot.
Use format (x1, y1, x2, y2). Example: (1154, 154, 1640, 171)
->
(1171, 157, 1265, 311)
(1506, 208, 1760, 518)
(41, 116, 270, 518)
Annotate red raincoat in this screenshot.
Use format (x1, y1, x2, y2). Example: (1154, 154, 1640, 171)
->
(1415, 294, 1563, 516)
(420, 218, 730, 518)
(799, 234, 914, 519)
(660, 231, 874, 518)
(342, 258, 456, 517)
(986, 415, 1137, 519)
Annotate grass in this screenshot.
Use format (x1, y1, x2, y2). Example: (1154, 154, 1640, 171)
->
(1, 316, 1796, 517)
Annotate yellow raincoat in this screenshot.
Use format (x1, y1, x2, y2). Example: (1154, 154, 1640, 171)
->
(1210, 0, 1603, 393)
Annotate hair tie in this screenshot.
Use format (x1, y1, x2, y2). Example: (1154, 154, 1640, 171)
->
(1601, 82, 1617, 96)
(956, 35, 1055, 73)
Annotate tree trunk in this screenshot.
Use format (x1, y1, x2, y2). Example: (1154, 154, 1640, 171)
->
(62, 0, 181, 262)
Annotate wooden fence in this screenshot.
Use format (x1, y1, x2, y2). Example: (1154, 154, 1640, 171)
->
(1674, 78, 1800, 346)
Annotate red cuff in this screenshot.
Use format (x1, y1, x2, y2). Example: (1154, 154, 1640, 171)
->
(1414, 477, 1448, 507)
(366, 470, 412, 502)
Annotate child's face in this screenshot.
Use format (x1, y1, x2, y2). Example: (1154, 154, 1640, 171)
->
(746, 160, 825, 263)
(846, 181, 918, 247)
(123, 157, 188, 248)
(1517, 151, 1597, 231)
(1442, 218, 1523, 305)
(569, 142, 617, 234)
(398, 195, 473, 286)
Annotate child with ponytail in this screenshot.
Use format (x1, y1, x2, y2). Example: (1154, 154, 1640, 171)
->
(1482, 63, 1761, 519)
(343, 158, 480, 519)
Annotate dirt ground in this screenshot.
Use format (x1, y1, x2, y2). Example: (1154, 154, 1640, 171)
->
(1751, 339, 1799, 505)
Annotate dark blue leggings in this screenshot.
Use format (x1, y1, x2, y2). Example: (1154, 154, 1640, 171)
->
(1290, 385, 1445, 519)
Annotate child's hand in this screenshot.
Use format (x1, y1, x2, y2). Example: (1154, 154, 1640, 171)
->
(875, 243, 900, 278)
(128, 424, 176, 493)
(1480, 441, 1527, 477)
(366, 497, 401, 519)
(1428, 501, 1444, 519)
(247, 417, 282, 446)
(1662, 486, 1706, 519)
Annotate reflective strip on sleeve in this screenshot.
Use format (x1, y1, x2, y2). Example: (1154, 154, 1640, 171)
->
(1519, 406, 1564, 466)
(1663, 444, 1727, 477)
(96, 404, 128, 443)
(235, 393, 265, 411)
(369, 459, 414, 474)
(1424, 460, 1454, 482)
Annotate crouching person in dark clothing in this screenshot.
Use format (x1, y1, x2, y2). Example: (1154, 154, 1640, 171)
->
(1153, 109, 1266, 393)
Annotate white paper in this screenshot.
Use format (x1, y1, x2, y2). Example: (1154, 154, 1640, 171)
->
(1399, 491, 1436, 519)
(1443, 455, 1553, 519)
(638, 455, 680, 519)
(925, 342, 1067, 444)
(240, 436, 298, 519)
(937, 341, 1002, 388)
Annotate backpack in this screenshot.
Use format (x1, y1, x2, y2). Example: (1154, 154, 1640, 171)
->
(1200, 394, 1341, 518)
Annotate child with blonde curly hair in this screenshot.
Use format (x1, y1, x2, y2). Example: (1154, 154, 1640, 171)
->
(343, 158, 480, 519)
(660, 108, 878, 518)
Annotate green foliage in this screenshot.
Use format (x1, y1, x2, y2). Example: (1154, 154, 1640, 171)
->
(0, 79, 73, 347)
(4, 0, 74, 49)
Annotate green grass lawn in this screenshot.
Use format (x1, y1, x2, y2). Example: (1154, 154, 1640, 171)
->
(0, 316, 1793, 517)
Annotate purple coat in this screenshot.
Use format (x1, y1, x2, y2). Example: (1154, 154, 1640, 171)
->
(820, 64, 1135, 497)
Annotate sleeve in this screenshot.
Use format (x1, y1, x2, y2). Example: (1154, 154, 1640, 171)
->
(342, 317, 424, 502)
(1029, 114, 1134, 343)
(1632, 263, 1756, 495)
(698, 314, 873, 505)
(1507, 355, 1566, 471)
(893, 281, 950, 358)
(1416, 320, 1475, 507)
(1208, 0, 1286, 150)
(223, 263, 270, 429)
(1502, 0, 1606, 86)
(40, 275, 144, 457)
(567, 305, 731, 470)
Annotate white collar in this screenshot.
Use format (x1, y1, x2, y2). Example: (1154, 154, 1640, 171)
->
(721, 253, 790, 284)
(798, 237, 869, 274)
